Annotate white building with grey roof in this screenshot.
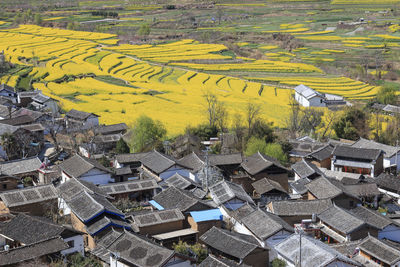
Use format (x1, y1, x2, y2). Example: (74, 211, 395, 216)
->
(352, 137, 400, 171)
(294, 84, 346, 108)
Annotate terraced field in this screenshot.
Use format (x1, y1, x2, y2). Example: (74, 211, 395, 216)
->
(0, 24, 383, 133)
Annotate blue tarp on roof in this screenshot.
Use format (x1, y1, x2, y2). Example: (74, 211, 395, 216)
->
(189, 209, 223, 222)
(149, 200, 164, 210)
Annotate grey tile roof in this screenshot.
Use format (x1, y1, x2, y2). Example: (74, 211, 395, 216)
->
(0, 184, 57, 208)
(269, 199, 332, 216)
(292, 159, 323, 179)
(333, 145, 382, 161)
(352, 138, 400, 158)
(239, 209, 293, 240)
(329, 240, 362, 257)
(86, 215, 130, 235)
(0, 237, 68, 266)
(200, 226, 261, 259)
(0, 123, 18, 135)
(115, 152, 149, 164)
(350, 206, 393, 230)
(359, 235, 400, 265)
(319, 167, 364, 181)
(100, 179, 159, 195)
(209, 180, 254, 206)
(91, 229, 123, 263)
(274, 234, 362, 267)
(229, 203, 256, 221)
(307, 144, 334, 161)
(177, 152, 204, 173)
(0, 156, 42, 176)
(32, 93, 51, 104)
(344, 183, 380, 198)
(290, 178, 311, 195)
(252, 177, 287, 195)
(12, 108, 45, 121)
(375, 173, 400, 193)
(66, 109, 98, 120)
(383, 104, 400, 114)
(294, 84, 322, 100)
(153, 186, 211, 212)
(305, 176, 343, 199)
(165, 173, 196, 190)
(132, 208, 184, 227)
(141, 150, 178, 174)
(67, 190, 123, 223)
(241, 151, 287, 175)
(0, 115, 35, 126)
(0, 214, 63, 245)
(21, 123, 45, 132)
(94, 123, 128, 135)
(318, 205, 368, 234)
(59, 154, 112, 178)
(199, 255, 250, 267)
(57, 177, 109, 202)
(107, 230, 174, 267)
(208, 153, 242, 166)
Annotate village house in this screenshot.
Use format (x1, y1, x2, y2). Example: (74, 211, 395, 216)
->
(290, 178, 311, 199)
(151, 186, 213, 213)
(200, 226, 269, 267)
(208, 153, 243, 177)
(100, 178, 160, 201)
(0, 184, 58, 216)
(352, 137, 400, 172)
(306, 144, 334, 169)
(0, 84, 17, 104)
(289, 137, 327, 161)
(106, 230, 195, 267)
(176, 152, 205, 176)
(292, 159, 325, 181)
(170, 134, 201, 158)
(209, 180, 255, 211)
(65, 109, 99, 129)
(375, 173, 400, 201)
(113, 152, 150, 180)
(163, 172, 200, 191)
(294, 84, 346, 108)
(331, 145, 384, 177)
(94, 122, 128, 136)
(350, 205, 400, 243)
(304, 176, 361, 209)
(30, 92, 59, 115)
(317, 205, 379, 243)
(241, 151, 290, 191)
(140, 150, 193, 180)
(0, 213, 84, 256)
(61, 190, 129, 249)
(130, 208, 185, 236)
(356, 235, 400, 267)
(59, 154, 114, 185)
(0, 237, 68, 266)
(251, 177, 289, 205)
(274, 233, 362, 267)
(228, 204, 294, 253)
(267, 198, 332, 226)
(187, 209, 223, 237)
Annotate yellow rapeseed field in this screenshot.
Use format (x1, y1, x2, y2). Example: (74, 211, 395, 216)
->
(0, 24, 380, 134)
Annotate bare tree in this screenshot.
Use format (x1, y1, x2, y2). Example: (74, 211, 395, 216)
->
(203, 91, 227, 131)
(285, 94, 302, 138)
(245, 101, 261, 136)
